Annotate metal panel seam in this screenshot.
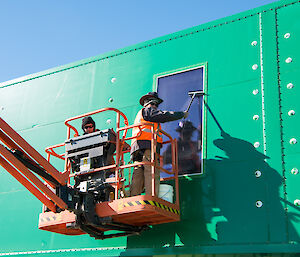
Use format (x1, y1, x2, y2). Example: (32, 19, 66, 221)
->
(259, 13, 267, 156)
(277, 0, 300, 10)
(274, 6, 289, 241)
(0, 247, 126, 256)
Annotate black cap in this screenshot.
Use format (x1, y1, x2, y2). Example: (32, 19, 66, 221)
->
(82, 116, 96, 131)
(139, 92, 163, 106)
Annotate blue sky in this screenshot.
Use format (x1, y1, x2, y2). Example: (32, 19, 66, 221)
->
(0, 0, 278, 83)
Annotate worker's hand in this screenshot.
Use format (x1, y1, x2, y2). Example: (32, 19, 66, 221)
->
(183, 111, 189, 119)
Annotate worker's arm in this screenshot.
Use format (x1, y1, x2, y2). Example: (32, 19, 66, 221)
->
(142, 106, 185, 123)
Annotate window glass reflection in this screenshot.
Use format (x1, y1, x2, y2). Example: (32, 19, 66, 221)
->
(157, 67, 204, 176)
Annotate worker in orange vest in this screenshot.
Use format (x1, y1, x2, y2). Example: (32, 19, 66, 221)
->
(130, 92, 188, 196)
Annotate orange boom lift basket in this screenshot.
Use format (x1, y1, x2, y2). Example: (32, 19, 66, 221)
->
(0, 108, 180, 239)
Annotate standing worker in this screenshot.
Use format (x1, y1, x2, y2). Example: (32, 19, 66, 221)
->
(130, 92, 188, 196)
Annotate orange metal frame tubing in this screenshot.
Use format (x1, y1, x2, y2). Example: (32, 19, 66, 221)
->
(63, 108, 129, 178)
(44, 108, 179, 208)
(117, 122, 180, 200)
(64, 108, 129, 139)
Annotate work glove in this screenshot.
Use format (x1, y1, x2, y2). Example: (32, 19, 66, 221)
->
(183, 111, 189, 119)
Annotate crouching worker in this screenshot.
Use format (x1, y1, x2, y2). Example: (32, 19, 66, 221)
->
(130, 92, 188, 196)
(81, 116, 115, 178)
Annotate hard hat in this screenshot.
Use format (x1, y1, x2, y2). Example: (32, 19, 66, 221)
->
(139, 92, 163, 106)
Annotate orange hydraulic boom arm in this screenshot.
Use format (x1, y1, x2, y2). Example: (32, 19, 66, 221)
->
(0, 108, 180, 240)
(0, 117, 68, 212)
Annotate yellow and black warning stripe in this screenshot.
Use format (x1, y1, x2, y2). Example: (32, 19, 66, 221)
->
(122, 200, 180, 215)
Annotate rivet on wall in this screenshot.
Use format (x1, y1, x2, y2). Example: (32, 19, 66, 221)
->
(251, 41, 258, 46)
(256, 201, 263, 208)
(287, 83, 294, 89)
(253, 115, 259, 120)
(284, 33, 291, 39)
(285, 57, 293, 63)
(255, 170, 262, 178)
(291, 168, 299, 175)
(109, 98, 114, 103)
(253, 89, 259, 95)
(294, 199, 300, 206)
(288, 110, 295, 116)
(254, 142, 260, 148)
(111, 78, 117, 83)
(289, 138, 297, 145)
(106, 119, 112, 125)
(252, 64, 258, 70)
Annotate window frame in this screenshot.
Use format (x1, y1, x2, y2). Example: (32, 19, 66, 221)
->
(153, 63, 207, 176)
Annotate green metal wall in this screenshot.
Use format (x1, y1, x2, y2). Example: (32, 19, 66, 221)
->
(0, 0, 299, 256)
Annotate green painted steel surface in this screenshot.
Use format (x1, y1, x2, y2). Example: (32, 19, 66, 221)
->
(0, 0, 299, 256)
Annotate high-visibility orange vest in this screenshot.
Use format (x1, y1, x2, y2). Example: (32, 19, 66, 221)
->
(131, 109, 163, 145)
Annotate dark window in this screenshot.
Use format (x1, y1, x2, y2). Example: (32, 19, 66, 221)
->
(157, 67, 204, 176)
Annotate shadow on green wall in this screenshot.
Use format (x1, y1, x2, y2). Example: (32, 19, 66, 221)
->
(124, 129, 300, 249)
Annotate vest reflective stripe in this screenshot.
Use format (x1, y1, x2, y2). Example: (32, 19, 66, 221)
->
(142, 128, 153, 133)
(132, 109, 163, 144)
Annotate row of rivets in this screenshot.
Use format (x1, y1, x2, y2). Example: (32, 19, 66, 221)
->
(284, 33, 292, 64)
(254, 165, 263, 207)
(284, 33, 299, 206)
(107, 78, 117, 103)
(284, 36, 296, 157)
(252, 82, 260, 148)
(255, 170, 262, 207)
(286, 86, 297, 146)
(251, 40, 259, 70)
(107, 77, 115, 129)
(252, 85, 260, 146)
(252, 35, 298, 208)
(252, 40, 263, 208)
